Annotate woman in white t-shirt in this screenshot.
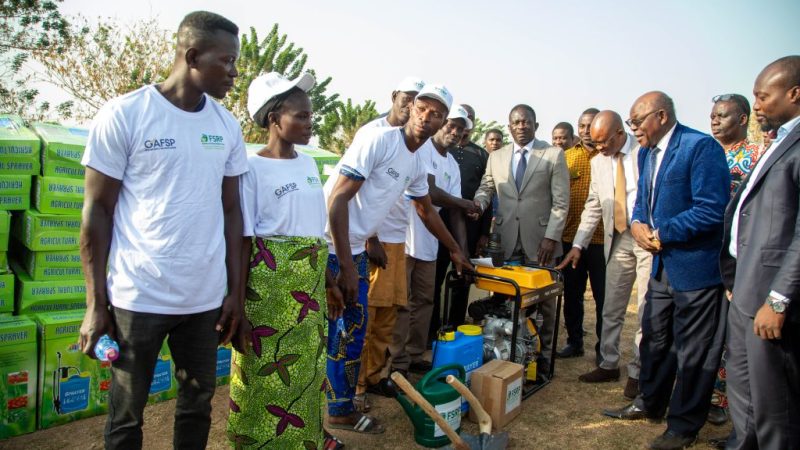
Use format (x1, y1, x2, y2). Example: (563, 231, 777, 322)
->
(227, 72, 344, 449)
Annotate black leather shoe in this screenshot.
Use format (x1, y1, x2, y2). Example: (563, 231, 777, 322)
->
(366, 378, 397, 398)
(556, 344, 585, 358)
(648, 430, 697, 449)
(706, 405, 728, 425)
(603, 403, 661, 422)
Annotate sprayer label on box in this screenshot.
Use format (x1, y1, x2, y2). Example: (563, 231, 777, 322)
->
(505, 377, 522, 414)
(433, 398, 462, 438)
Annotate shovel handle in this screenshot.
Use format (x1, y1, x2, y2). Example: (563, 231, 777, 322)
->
(446, 375, 493, 435)
(391, 372, 470, 450)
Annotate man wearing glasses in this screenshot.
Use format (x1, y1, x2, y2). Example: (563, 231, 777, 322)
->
(603, 92, 730, 450)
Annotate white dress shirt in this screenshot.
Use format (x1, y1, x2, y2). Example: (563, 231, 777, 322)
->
(511, 140, 534, 176)
(651, 123, 677, 193)
(728, 114, 800, 302)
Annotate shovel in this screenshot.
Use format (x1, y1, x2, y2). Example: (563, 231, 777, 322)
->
(444, 374, 509, 450)
(391, 371, 471, 450)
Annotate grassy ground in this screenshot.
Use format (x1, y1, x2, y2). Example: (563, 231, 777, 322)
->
(3, 296, 730, 449)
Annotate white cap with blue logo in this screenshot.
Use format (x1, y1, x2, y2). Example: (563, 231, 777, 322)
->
(415, 83, 453, 112)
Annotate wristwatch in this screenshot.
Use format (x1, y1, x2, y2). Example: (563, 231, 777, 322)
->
(766, 295, 788, 314)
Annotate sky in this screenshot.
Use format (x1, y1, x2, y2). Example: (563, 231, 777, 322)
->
(56, 0, 800, 141)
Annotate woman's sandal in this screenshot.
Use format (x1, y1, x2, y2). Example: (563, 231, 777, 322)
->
(328, 414, 385, 434)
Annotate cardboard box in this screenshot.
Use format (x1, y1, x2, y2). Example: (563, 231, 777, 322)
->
(0, 315, 38, 438)
(19, 247, 83, 281)
(468, 360, 523, 430)
(0, 194, 29, 211)
(0, 177, 31, 214)
(32, 123, 86, 180)
(0, 211, 10, 251)
(0, 273, 15, 314)
(35, 311, 105, 429)
(146, 342, 177, 405)
(12, 209, 81, 251)
(33, 176, 84, 215)
(12, 262, 85, 315)
(0, 252, 8, 273)
(0, 116, 40, 178)
(0, 157, 39, 176)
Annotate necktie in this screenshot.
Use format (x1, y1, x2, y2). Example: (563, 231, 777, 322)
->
(614, 155, 628, 233)
(515, 149, 527, 191)
(647, 147, 661, 226)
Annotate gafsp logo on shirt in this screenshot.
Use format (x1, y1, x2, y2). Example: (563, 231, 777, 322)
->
(143, 138, 177, 151)
(200, 133, 224, 149)
(275, 182, 299, 199)
(387, 168, 400, 180)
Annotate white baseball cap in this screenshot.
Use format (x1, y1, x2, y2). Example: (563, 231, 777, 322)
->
(415, 83, 453, 112)
(448, 104, 473, 129)
(247, 72, 316, 123)
(395, 76, 425, 93)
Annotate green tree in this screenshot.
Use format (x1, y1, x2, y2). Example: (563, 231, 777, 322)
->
(467, 117, 509, 146)
(0, 0, 71, 120)
(317, 98, 378, 155)
(33, 15, 172, 121)
(220, 24, 339, 143)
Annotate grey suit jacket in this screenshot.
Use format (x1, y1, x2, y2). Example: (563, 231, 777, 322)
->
(473, 139, 570, 260)
(574, 134, 641, 261)
(720, 121, 800, 321)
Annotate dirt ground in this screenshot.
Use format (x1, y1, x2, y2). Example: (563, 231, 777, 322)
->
(2, 295, 730, 449)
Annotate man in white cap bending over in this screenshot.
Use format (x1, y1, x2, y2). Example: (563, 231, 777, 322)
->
(354, 77, 426, 407)
(390, 104, 473, 376)
(324, 83, 472, 433)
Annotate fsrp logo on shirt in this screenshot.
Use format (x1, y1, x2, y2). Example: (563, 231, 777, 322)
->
(306, 176, 321, 187)
(143, 138, 177, 151)
(200, 133, 224, 149)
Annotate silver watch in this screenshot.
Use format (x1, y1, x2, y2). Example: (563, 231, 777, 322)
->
(766, 296, 788, 314)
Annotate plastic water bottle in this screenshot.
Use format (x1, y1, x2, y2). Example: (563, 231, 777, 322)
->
(336, 317, 347, 338)
(94, 335, 120, 362)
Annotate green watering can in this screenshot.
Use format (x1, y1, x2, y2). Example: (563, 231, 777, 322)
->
(393, 364, 466, 448)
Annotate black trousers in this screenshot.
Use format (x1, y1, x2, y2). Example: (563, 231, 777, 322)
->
(634, 267, 726, 436)
(561, 241, 606, 350)
(726, 303, 800, 450)
(106, 306, 220, 450)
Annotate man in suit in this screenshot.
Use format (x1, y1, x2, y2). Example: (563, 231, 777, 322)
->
(557, 108, 607, 361)
(603, 92, 730, 450)
(558, 111, 652, 399)
(719, 55, 800, 450)
(472, 104, 570, 371)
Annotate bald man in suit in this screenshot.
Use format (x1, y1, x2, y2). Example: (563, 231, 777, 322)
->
(559, 111, 652, 399)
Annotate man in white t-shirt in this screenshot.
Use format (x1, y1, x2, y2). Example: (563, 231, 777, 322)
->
(354, 77, 425, 405)
(391, 105, 473, 374)
(77, 12, 249, 448)
(323, 84, 471, 432)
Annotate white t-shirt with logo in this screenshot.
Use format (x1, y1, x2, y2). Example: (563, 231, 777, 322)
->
(82, 85, 248, 315)
(406, 144, 462, 261)
(323, 127, 429, 255)
(240, 152, 326, 238)
(360, 116, 391, 130)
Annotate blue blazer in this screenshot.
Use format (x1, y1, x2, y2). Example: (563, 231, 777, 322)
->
(631, 123, 730, 291)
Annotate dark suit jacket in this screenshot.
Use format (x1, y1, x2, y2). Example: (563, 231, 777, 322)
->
(720, 120, 800, 321)
(631, 123, 730, 291)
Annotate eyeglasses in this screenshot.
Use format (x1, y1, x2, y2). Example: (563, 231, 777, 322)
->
(712, 94, 738, 103)
(625, 109, 661, 128)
